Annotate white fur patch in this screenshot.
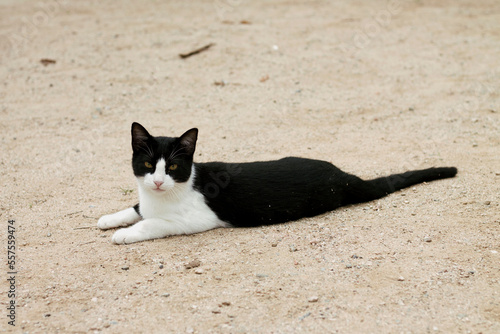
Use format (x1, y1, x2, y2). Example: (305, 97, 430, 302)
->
(109, 166, 227, 244)
(97, 207, 141, 230)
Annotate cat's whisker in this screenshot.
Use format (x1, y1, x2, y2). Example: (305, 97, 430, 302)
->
(140, 143, 154, 158)
(170, 186, 183, 201)
(135, 139, 153, 158)
(168, 146, 185, 161)
(146, 146, 154, 158)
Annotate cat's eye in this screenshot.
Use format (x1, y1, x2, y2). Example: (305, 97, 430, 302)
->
(144, 162, 153, 168)
(169, 164, 178, 171)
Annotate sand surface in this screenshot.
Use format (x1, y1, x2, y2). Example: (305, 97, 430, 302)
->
(1, 0, 499, 333)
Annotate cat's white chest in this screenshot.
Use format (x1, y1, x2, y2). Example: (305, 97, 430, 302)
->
(137, 171, 227, 234)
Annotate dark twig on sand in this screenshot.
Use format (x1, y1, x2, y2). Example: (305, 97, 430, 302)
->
(179, 43, 214, 59)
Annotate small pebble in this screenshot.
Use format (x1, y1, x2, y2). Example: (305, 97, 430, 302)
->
(194, 268, 204, 274)
(185, 259, 201, 269)
(121, 266, 129, 270)
(398, 276, 405, 281)
(423, 237, 432, 243)
(159, 264, 164, 269)
(212, 309, 221, 314)
(271, 242, 278, 247)
(484, 201, 491, 205)
(345, 264, 353, 269)
(299, 312, 311, 320)
(161, 293, 170, 297)
(308, 296, 319, 303)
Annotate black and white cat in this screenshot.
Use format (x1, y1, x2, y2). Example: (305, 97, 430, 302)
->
(97, 122, 457, 244)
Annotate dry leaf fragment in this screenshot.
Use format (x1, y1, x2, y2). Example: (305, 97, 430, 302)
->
(213, 80, 226, 86)
(40, 58, 56, 66)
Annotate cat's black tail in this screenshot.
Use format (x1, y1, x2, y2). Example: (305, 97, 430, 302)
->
(342, 167, 457, 206)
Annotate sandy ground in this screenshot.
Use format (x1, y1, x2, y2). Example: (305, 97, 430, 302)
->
(1, 0, 499, 333)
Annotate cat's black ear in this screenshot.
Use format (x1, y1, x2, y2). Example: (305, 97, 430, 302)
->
(131, 122, 152, 152)
(179, 128, 198, 156)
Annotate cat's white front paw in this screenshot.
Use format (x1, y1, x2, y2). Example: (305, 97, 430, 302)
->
(97, 214, 120, 230)
(112, 227, 144, 244)
(97, 208, 141, 230)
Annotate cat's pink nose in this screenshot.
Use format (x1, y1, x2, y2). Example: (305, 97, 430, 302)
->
(154, 181, 164, 188)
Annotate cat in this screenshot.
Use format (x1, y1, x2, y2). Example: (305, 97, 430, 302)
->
(97, 122, 457, 244)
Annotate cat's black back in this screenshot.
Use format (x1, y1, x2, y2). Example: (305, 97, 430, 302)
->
(194, 158, 457, 227)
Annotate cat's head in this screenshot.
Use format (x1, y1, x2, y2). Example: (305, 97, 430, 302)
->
(131, 122, 198, 194)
